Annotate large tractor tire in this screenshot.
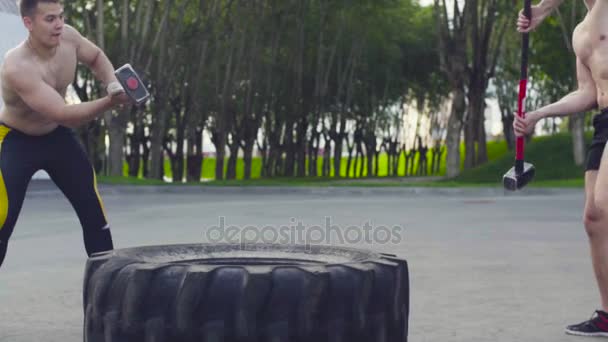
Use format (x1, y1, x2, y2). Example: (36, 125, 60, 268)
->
(83, 243, 409, 342)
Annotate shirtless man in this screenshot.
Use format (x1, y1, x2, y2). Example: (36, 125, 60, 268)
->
(0, 0, 130, 269)
(515, 0, 608, 337)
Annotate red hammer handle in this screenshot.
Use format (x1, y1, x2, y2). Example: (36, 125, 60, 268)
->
(516, 0, 532, 162)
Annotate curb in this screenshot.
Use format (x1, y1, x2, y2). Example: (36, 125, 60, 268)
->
(25, 180, 584, 198)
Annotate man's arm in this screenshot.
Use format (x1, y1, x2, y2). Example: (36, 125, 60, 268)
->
(536, 0, 564, 13)
(530, 57, 598, 120)
(65, 25, 120, 91)
(517, 0, 565, 33)
(4, 63, 113, 128)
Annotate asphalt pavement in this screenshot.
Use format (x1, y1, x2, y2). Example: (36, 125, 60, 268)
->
(0, 180, 598, 342)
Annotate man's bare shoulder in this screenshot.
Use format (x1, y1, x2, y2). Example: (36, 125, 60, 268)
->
(61, 24, 85, 45)
(1, 47, 40, 89)
(3, 43, 28, 67)
(572, 19, 591, 58)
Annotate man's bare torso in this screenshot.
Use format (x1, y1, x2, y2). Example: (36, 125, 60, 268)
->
(574, 1, 608, 109)
(0, 35, 77, 136)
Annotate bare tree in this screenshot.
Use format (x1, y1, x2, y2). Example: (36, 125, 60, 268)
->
(435, 0, 468, 178)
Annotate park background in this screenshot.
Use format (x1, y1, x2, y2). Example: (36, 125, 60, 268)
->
(0, 0, 595, 187)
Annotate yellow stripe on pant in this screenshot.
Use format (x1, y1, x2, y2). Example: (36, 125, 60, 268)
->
(92, 165, 108, 222)
(0, 126, 11, 231)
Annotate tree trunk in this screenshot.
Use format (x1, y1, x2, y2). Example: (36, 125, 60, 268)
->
(296, 117, 308, 177)
(283, 120, 296, 177)
(335, 135, 344, 175)
(570, 115, 586, 166)
(366, 140, 375, 177)
(374, 149, 380, 177)
(501, 110, 515, 150)
(95, 0, 125, 177)
(128, 117, 141, 177)
(149, 55, 169, 179)
(464, 110, 476, 169)
(258, 136, 268, 178)
(187, 127, 203, 182)
(174, 127, 185, 183)
(243, 139, 254, 180)
(434, 0, 469, 178)
(477, 106, 488, 164)
(266, 121, 281, 178)
(357, 142, 365, 178)
(346, 134, 355, 178)
(446, 89, 466, 178)
(142, 135, 151, 178)
(392, 142, 401, 177)
(333, 119, 346, 178)
(105, 113, 128, 177)
(147, 0, 178, 180)
(226, 139, 239, 180)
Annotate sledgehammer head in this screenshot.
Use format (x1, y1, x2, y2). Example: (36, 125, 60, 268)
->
(114, 64, 150, 106)
(503, 160, 535, 191)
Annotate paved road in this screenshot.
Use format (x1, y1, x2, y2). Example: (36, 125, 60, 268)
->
(0, 181, 598, 342)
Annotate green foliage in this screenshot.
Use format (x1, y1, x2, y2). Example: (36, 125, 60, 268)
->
(528, 3, 586, 104)
(122, 138, 508, 181)
(66, 0, 452, 181)
(454, 133, 590, 183)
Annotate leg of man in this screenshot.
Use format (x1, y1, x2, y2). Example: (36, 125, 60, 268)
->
(583, 171, 608, 309)
(567, 142, 608, 336)
(593, 144, 608, 311)
(0, 126, 37, 268)
(43, 128, 113, 257)
(565, 110, 608, 335)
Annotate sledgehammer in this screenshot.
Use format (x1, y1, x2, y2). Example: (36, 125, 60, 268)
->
(503, 0, 535, 191)
(113, 64, 150, 106)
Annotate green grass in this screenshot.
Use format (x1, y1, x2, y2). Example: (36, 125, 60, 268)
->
(453, 133, 589, 184)
(103, 134, 588, 187)
(121, 139, 509, 181)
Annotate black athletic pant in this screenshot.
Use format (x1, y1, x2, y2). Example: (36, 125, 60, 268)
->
(586, 108, 608, 171)
(0, 123, 113, 268)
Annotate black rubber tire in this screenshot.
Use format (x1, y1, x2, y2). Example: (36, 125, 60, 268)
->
(83, 243, 409, 342)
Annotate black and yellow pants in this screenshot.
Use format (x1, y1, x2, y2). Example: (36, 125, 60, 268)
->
(0, 123, 113, 268)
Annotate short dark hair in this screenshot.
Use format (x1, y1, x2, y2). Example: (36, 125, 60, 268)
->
(19, 0, 61, 18)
